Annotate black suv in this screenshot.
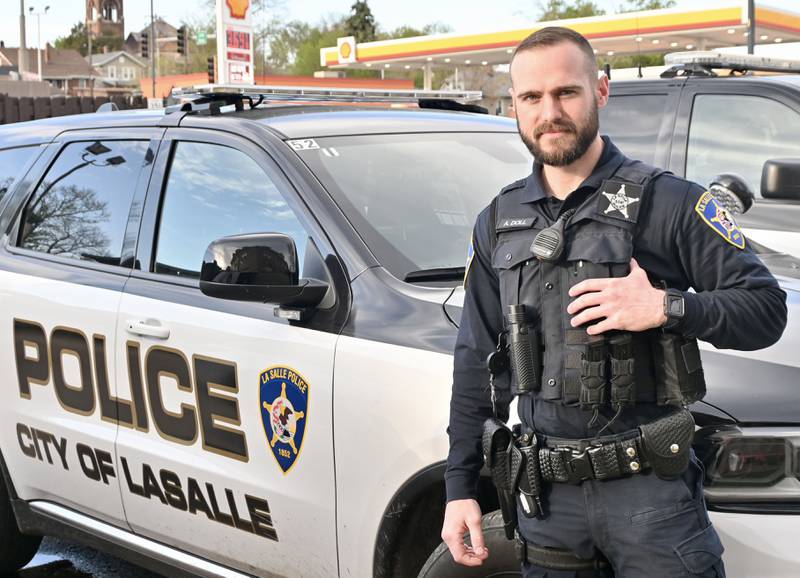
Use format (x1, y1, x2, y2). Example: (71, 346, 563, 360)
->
(601, 52, 800, 257)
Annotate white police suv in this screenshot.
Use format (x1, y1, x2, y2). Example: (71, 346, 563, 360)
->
(0, 85, 797, 578)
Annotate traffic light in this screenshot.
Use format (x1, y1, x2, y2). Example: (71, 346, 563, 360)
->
(177, 26, 187, 56)
(140, 30, 149, 59)
(207, 56, 215, 83)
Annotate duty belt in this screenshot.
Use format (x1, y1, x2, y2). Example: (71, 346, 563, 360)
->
(536, 406, 696, 484)
(538, 432, 647, 484)
(483, 408, 696, 536)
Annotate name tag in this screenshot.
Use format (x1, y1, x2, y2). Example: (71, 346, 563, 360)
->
(496, 217, 536, 232)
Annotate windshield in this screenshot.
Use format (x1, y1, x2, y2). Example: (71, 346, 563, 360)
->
(295, 132, 532, 281)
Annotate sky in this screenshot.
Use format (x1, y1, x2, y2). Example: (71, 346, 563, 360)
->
(1, 0, 799, 49)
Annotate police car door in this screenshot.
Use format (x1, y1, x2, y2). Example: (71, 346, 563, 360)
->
(114, 127, 341, 576)
(0, 130, 159, 524)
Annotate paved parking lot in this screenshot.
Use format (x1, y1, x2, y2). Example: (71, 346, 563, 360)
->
(17, 538, 159, 578)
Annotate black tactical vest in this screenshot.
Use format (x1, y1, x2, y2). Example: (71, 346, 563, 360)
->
(491, 160, 706, 410)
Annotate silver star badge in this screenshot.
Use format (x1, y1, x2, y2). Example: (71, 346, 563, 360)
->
(602, 184, 639, 219)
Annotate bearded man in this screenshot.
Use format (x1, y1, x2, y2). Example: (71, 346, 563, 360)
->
(441, 26, 786, 577)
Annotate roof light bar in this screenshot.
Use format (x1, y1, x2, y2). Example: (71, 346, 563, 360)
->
(664, 51, 800, 74)
(172, 84, 482, 103)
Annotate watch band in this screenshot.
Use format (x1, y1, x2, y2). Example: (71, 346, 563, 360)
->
(663, 288, 685, 330)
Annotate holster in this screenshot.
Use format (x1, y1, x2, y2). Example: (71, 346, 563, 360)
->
(653, 333, 706, 406)
(639, 407, 695, 480)
(517, 436, 545, 519)
(482, 418, 521, 539)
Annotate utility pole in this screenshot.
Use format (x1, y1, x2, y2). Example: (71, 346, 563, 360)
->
(87, 11, 93, 98)
(747, 0, 755, 55)
(30, 5, 49, 82)
(150, 0, 156, 100)
(19, 0, 28, 75)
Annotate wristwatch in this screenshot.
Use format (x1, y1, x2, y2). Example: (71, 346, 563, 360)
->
(662, 288, 685, 330)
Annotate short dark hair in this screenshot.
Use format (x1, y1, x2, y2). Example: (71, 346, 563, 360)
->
(511, 26, 598, 79)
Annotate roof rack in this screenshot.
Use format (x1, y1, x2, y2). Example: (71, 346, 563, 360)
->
(661, 51, 800, 78)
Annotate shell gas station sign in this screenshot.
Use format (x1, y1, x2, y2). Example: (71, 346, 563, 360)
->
(216, 0, 255, 84)
(337, 36, 357, 64)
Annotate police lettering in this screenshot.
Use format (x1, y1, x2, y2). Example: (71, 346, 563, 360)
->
(16, 423, 69, 470)
(120, 458, 278, 541)
(13, 320, 248, 462)
(76, 443, 116, 485)
(261, 367, 307, 394)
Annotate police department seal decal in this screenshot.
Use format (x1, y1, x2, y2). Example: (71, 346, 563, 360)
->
(259, 366, 309, 473)
(695, 191, 745, 249)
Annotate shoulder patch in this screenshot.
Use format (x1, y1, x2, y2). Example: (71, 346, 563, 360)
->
(695, 191, 746, 249)
(499, 177, 527, 196)
(463, 233, 475, 286)
(595, 179, 643, 223)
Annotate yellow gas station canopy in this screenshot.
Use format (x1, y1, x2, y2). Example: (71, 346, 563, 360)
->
(321, 3, 800, 70)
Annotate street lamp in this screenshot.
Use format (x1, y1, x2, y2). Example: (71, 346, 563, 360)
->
(29, 5, 49, 82)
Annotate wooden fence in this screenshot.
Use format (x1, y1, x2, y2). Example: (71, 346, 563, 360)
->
(0, 94, 148, 125)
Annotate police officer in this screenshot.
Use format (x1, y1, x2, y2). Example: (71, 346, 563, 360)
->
(441, 27, 787, 577)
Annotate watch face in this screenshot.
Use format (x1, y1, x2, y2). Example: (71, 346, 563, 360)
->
(668, 294, 685, 317)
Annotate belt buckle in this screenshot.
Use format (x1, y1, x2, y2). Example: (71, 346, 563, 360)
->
(564, 449, 594, 484)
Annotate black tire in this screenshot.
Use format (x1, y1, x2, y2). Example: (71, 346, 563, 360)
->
(0, 472, 42, 574)
(418, 510, 521, 578)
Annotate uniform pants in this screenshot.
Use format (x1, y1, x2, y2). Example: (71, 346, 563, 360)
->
(517, 456, 725, 577)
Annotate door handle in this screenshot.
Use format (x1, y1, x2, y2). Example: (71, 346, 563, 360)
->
(125, 319, 170, 340)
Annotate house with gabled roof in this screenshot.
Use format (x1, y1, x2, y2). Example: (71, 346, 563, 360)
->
(0, 43, 95, 96)
(88, 50, 146, 93)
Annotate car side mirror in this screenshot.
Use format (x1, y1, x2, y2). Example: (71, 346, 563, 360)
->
(761, 158, 800, 200)
(199, 233, 329, 309)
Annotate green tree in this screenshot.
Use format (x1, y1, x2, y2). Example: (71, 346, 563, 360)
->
(263, 12, 453, 84)
(538, 0, 605, 20)
(54, 22, 88, 55)
(54, 21, 122, 56)
(618, 0, 676, 12)
(264, 20, 312, 73)
(264, 16, 349, 76)
(345, 1, 377, 43)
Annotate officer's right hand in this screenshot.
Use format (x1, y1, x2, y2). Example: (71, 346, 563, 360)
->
(442, 499, 489, 566)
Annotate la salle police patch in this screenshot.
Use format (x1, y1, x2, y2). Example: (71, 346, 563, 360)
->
(695, 190, 745, 249)
(259, 366, 309, 474)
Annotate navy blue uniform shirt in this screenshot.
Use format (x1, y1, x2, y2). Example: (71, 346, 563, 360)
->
(445, 137, 788, 502)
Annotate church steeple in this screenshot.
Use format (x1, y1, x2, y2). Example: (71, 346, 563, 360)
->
(86, 0, 124, 42)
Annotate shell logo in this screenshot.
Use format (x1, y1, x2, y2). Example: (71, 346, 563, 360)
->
(337, 36, 357, 64)
(226, 0, 249, 19)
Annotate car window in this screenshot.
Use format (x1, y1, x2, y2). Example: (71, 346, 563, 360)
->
(295, 132, 531, 279)
(686, 94, 800, 196)
(0, 145, 41, 205)
(154, 141, 308, 279)
(17, 140, 149, 266)
(600, 94, 667, 165)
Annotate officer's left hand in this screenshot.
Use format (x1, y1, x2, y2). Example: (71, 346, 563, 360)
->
(567, 258, 667, 335)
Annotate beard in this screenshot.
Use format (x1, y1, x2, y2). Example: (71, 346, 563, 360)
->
(517, 99, 599, 167)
